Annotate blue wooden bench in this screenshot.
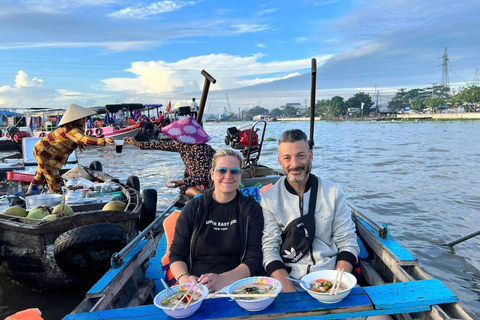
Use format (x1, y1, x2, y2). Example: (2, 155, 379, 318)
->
(64, 278, 457, 320)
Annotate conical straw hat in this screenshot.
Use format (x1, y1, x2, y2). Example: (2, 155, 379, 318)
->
(58, 103, 97, 126)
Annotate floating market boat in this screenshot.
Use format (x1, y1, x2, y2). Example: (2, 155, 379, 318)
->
(0, 135, 158, 290)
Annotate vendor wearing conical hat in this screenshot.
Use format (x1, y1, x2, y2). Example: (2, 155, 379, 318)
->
(26, 103, 115, 194)
(124, 117, 216, 198)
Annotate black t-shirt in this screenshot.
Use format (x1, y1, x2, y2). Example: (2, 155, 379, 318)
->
(190, 195, 242, 276)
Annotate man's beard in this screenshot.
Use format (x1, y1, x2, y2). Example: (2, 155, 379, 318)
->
(285, 161, 312, 183)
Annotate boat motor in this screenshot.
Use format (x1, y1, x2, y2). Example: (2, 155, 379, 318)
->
(225, 120, 266, 168)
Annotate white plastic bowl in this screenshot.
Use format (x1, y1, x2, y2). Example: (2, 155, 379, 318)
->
(300, 270, 357, 304)
(153, 283, 209, 318)
(227, 276, 282, 312)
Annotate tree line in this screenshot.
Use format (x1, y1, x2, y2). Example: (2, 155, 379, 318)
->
(243, 84, 480, 118)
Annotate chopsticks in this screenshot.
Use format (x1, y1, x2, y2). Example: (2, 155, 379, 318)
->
(208, 293, 278, 299)
(172, 284, 196, 311)
(184, 283, 201, 310)
(331, 268, 344, 295)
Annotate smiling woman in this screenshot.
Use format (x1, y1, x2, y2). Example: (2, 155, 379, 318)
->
(168, 148, 265, 293)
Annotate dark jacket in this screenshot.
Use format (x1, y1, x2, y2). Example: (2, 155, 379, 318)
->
(169, 189, 264, 276)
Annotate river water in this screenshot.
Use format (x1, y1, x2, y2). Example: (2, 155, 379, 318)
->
(1, 120, 479, 319)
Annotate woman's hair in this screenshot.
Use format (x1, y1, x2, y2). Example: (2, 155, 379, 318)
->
(211, 149, 243, 171)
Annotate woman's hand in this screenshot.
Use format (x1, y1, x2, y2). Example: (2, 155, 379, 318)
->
(123, 137, 140, 147)
(198, 273, 225, 292)
(105, 137, 115, 146)
(166, 180, 184, 188)
(180, 274, 199, 285)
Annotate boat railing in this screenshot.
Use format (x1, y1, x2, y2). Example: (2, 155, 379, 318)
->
(349, 203, 388, 238)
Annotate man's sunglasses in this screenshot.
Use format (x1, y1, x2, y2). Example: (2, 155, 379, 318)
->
(214, 167, 242, 175)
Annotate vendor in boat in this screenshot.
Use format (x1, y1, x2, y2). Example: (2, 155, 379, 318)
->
(261, 129, 360, 292)
(25, 103, 115, 195)
(168, 149, 264, 292)
(123, 117, 216, 197)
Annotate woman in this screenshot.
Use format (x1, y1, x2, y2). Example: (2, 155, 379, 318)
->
(168, 149, 264, 292)
(124, 117, 215, 197)
(26, 103, 115, 195)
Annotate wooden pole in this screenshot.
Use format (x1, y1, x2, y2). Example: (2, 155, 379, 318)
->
(309, 58, 317, 150)
(196, 70, 216, 124)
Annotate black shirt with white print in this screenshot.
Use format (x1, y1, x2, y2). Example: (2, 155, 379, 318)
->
(190, 195, 242, 276)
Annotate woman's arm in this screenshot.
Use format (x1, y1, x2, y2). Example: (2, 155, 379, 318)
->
(65, 127, 106, 146)
(198, 264, 250, 292)
(170, 261, 198, 284)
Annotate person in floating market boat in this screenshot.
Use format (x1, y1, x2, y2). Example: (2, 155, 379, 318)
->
(261, 129, 360, 293)
(168, 149, 264, 292)
(25, 103, 115, 195)
(123, 116, 216, 198)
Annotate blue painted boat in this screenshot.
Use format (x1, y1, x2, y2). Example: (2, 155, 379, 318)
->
(64, 66, 476, 319)
(62, 189, 475, 319)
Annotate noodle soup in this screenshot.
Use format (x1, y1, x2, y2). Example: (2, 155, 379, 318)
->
(309, 279, 348, 293)
(153, 283, 209, 319)
(227, 277, 282, 311)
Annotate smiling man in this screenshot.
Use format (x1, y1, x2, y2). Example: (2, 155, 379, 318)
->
(261, 129, 360, 292)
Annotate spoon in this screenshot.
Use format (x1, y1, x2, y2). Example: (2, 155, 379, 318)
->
(285, 276, 309, 289)
(160, 278, 175, 295)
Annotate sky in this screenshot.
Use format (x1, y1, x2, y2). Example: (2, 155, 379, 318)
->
(0, 0, 479, 114)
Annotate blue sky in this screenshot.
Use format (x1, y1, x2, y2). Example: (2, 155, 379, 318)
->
(0, 0, 479, 113)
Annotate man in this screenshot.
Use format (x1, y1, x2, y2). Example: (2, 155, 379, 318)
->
(261, 129, 359, 292)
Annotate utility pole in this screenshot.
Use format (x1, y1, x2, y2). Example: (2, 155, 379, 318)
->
(441, 47, 449, 87)
(474, 68, 480, 86)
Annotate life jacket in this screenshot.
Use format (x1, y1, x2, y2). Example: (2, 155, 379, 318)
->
(5, 308, 44, 320)
(161, 209, 182, 286)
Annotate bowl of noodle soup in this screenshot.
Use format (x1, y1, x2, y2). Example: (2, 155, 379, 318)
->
(300, 270, 357, 304)
(227, 276, 282, 311)
(153, 283, 209, 318)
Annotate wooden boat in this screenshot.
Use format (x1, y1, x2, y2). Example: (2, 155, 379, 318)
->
(64, 67, 475, 319)
(63, 197, 475, 319)
(0, 165, 155, 290)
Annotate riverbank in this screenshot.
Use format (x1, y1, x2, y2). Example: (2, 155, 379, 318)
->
(276, 113, 480, 121)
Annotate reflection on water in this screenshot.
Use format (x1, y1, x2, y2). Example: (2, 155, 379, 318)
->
(1, 120, 479, 319)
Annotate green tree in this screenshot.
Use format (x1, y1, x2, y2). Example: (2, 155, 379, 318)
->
(388, 88, 410, 111)
(246, 106, 269, 118)
(346, 92, 374, 116)
(283, 105, 298, 117)
(449, 85, 480, 112)
(315, 99, 329, 116)
(410, 99, 425, 111)
(327, 96, 346, 117)
(424, 97, 445, 113)
(270, 108, 283, 117)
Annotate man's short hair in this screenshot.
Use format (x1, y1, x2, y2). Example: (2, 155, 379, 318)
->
(278, 129, 308, 146)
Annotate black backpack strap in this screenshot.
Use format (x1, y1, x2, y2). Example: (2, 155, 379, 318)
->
(305, 174, 318, 244)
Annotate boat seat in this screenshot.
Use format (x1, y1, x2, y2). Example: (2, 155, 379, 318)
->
(64, 279, 458, 320)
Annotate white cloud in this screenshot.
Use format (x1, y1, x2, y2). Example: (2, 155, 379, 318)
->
(237, 73, 301, 86)
(0, 71, 109, 108)
(257, 43, 267, 48)
(0, 41, 158, 53)
(18, 0, 117, 13)
(109, 1, 197, 19)
(257, 8, 278, 16)
(15, 70, 44, 88)
(100, 53, 332, 95)
(295, 37, 308, 43)
(232, 24, 269, 33)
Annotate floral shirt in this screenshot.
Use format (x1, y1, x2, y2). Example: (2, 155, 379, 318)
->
(140, 140, 215, 188)
(34, 123, 105, 169)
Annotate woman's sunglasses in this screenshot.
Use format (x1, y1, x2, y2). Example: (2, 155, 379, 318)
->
(214, 167, 242, 176)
